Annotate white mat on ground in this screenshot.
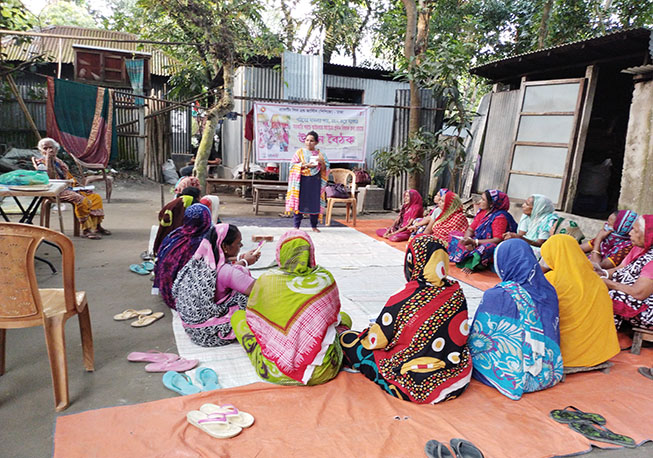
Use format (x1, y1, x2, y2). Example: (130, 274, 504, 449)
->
(172, 225, 483, 388)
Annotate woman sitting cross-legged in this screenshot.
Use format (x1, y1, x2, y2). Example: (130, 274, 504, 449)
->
(408, 188, 448, 238)
(469, 238, 563, 400)
(340, 236, 472, 404)
(448, 189, 517, 272)
(503, 194, 558, 259)
(172, 223, 261, 347)
(582, 209, 638, 270)
(153, 203, 212, 310)
(540, 234, 620, 368)
(376, 189, 423, 242)
(420, 190, 469, 241)
(231, 230, 347, 385)
(601, 215, 653, 331)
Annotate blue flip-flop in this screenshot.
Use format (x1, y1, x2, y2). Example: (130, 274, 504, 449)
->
(162, 370, 201, 396)
(129, 264, 149, 275)
(141, 261, 155, 272)
(195, 367, 221, 391)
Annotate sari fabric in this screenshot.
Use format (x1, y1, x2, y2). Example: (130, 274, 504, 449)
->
(611, 215, 653, 329)
(429, 191, 469, 241)
(285, 148, 330, 215)
(154, 204, 212, 309)
(377, 189, 424, 241)
(340, 236, 472, 404)
(541, 234, 620, 367)
(448, 190, 517, 269)
(243, 230, 341, 384)
(470, 239, 563, 400)
(153, 195, 195, 254)
(592, 210, 638, 267)
(174, 176, 200, 195)
(518, 194, 558, 241)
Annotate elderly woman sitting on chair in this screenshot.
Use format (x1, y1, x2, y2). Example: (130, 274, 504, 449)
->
(32, 137, 110, 240)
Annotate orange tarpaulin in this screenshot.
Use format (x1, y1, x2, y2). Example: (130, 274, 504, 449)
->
(338, 218, 500, 291)
(55, 350, 653, 458)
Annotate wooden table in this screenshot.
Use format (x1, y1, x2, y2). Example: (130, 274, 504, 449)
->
(252, 184, 288, 215)
(0, 180, 70, 232)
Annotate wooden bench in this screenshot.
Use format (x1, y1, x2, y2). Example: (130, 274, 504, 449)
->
(631, 327, 653, 354)
(252, 185, 288, 215)
(205, 178, 287, 195)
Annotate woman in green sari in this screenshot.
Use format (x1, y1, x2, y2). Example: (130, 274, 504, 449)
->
(231, 230, 349, 385)
(504, 194, 558, 258)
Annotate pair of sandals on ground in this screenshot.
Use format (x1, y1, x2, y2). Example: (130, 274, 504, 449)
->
(82, 226, 111, 240)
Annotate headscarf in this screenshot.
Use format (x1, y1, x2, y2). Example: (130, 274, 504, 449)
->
(154, 204, 212, 309)
(523, 194, 556, 241)
(192, 223, 232, 303)
(430, 191, 469, 241)
(595, 209, 637, 258)
(470, 238, 562, 399)
(392, 189, 424, 231)
(246, 230, 340, 384)
(540, 234, 619, 367)
(200, 195, 221, 224)
(474, 189, 517, 239)
(623, 215, 653, 261)
(175, 176, 201, 195)
(358, 236, 472, 403)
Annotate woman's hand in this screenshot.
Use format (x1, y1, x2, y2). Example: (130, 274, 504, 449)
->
(461, 237, 476, 251)
(242, 249, 261, 265)
(503, 232, 518, 240)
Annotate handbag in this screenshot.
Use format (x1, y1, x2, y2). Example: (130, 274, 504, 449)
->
(354, 169, 371, 187)
(325, 183, 350, 198)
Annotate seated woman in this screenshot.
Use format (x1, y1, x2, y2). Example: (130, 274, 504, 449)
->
(33, 138, 110, 239)
(408, 188, 448, 238)
(504, 194, 557, 258)
(340, 236, 472, 404)
(376, 189, 423, 242)
(231, 230, 346, 385)
(469, 238, 563, 400)
(601, 215, 653, 330)
(422, 190, 469, 240)
(153, 186, 201, 254)
(172, 223, 261, 347)
(550, 215, 585, 242)
(581, 210, 637, 269)
(540, 234, 620, 368)
(153, 203, 212, 309)
(448, 189, 517, 272)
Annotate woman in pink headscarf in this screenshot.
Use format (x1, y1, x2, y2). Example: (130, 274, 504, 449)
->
(376, 189, 423, 242)
(601, 215, 653, 330)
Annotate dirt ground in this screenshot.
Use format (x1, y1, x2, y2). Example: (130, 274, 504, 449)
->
(0, 177, 650, 457)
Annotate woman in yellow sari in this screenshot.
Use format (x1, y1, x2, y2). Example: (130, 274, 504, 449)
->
(540, 234, 620, 368)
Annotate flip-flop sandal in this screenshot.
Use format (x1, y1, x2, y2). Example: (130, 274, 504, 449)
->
(162, 371, 201, 396)
(97, 228, 112, 235)
(129, 264, 149, 275)
(145, 357, 198, 372)
(82, 232, 102, 239)
(568, 421, 636, 448)
(127, 350, 178, 363)
(186, 411, 242, 439)
(449, 438, 484, 458)
(200, 403, 254, 428)
(638, 367, 653, 380)
(131, 311, 164, 327)
(113, 309, 153, 321)
(425, 439, 454, 458)
(141, 261, 155, 271)
(195, 367, 221, 391)
(140, 251, 153, 261)
(550, 406, 607, 425)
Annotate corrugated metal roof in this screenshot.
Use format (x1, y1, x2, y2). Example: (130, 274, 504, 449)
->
(471, 28, 652, 82)
(1, 25, 175, 76)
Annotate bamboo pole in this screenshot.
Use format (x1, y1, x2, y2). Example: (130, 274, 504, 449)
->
(5, 74, 41, 141)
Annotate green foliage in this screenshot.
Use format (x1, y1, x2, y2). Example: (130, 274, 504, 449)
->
(40, 1, 98, 28)
(373, 128, 439, 178)
(1, 0, 35, 31)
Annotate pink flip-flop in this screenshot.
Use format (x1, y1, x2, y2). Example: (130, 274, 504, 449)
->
(145, 357, 199, 373)
(127, 350, 179, 363)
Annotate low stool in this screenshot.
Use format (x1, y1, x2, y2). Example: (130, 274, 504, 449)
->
(631, 327, 653, 355)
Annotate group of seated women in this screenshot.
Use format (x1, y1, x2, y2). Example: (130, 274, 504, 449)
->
(154, 183, 653, 404)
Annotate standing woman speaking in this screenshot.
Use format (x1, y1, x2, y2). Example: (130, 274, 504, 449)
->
(285, 131, 330, 232)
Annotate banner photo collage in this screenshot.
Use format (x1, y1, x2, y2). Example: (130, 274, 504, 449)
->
(253, 102, 369, 163)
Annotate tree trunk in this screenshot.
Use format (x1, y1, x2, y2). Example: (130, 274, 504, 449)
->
(402, 0, 422, 190)
(537, 0, 554, 49)
(194, 63, 235, 191)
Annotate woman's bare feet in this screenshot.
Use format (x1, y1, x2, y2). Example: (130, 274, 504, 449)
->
(82, 230, 102, 240)
(96, 225, 112, 235)
(312, 227, 320, 233)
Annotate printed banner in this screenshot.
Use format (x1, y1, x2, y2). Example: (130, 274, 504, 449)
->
(253, 102, 369, 162)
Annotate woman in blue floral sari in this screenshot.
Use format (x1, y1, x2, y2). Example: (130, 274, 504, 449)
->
(448, 189, 517, 272)
(469, 238, 563, 400)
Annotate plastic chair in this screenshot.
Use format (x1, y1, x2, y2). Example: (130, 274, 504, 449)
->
(325, 168, 357, 226)
(69, 154, 113, 203)
(40, 199, 81, 237)
(0, 223, 94, 411)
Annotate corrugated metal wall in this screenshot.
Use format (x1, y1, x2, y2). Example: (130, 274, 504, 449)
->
(0, 76, 46, 150)
(474, 89, 521, 193)
(283, 51, 324, 101)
